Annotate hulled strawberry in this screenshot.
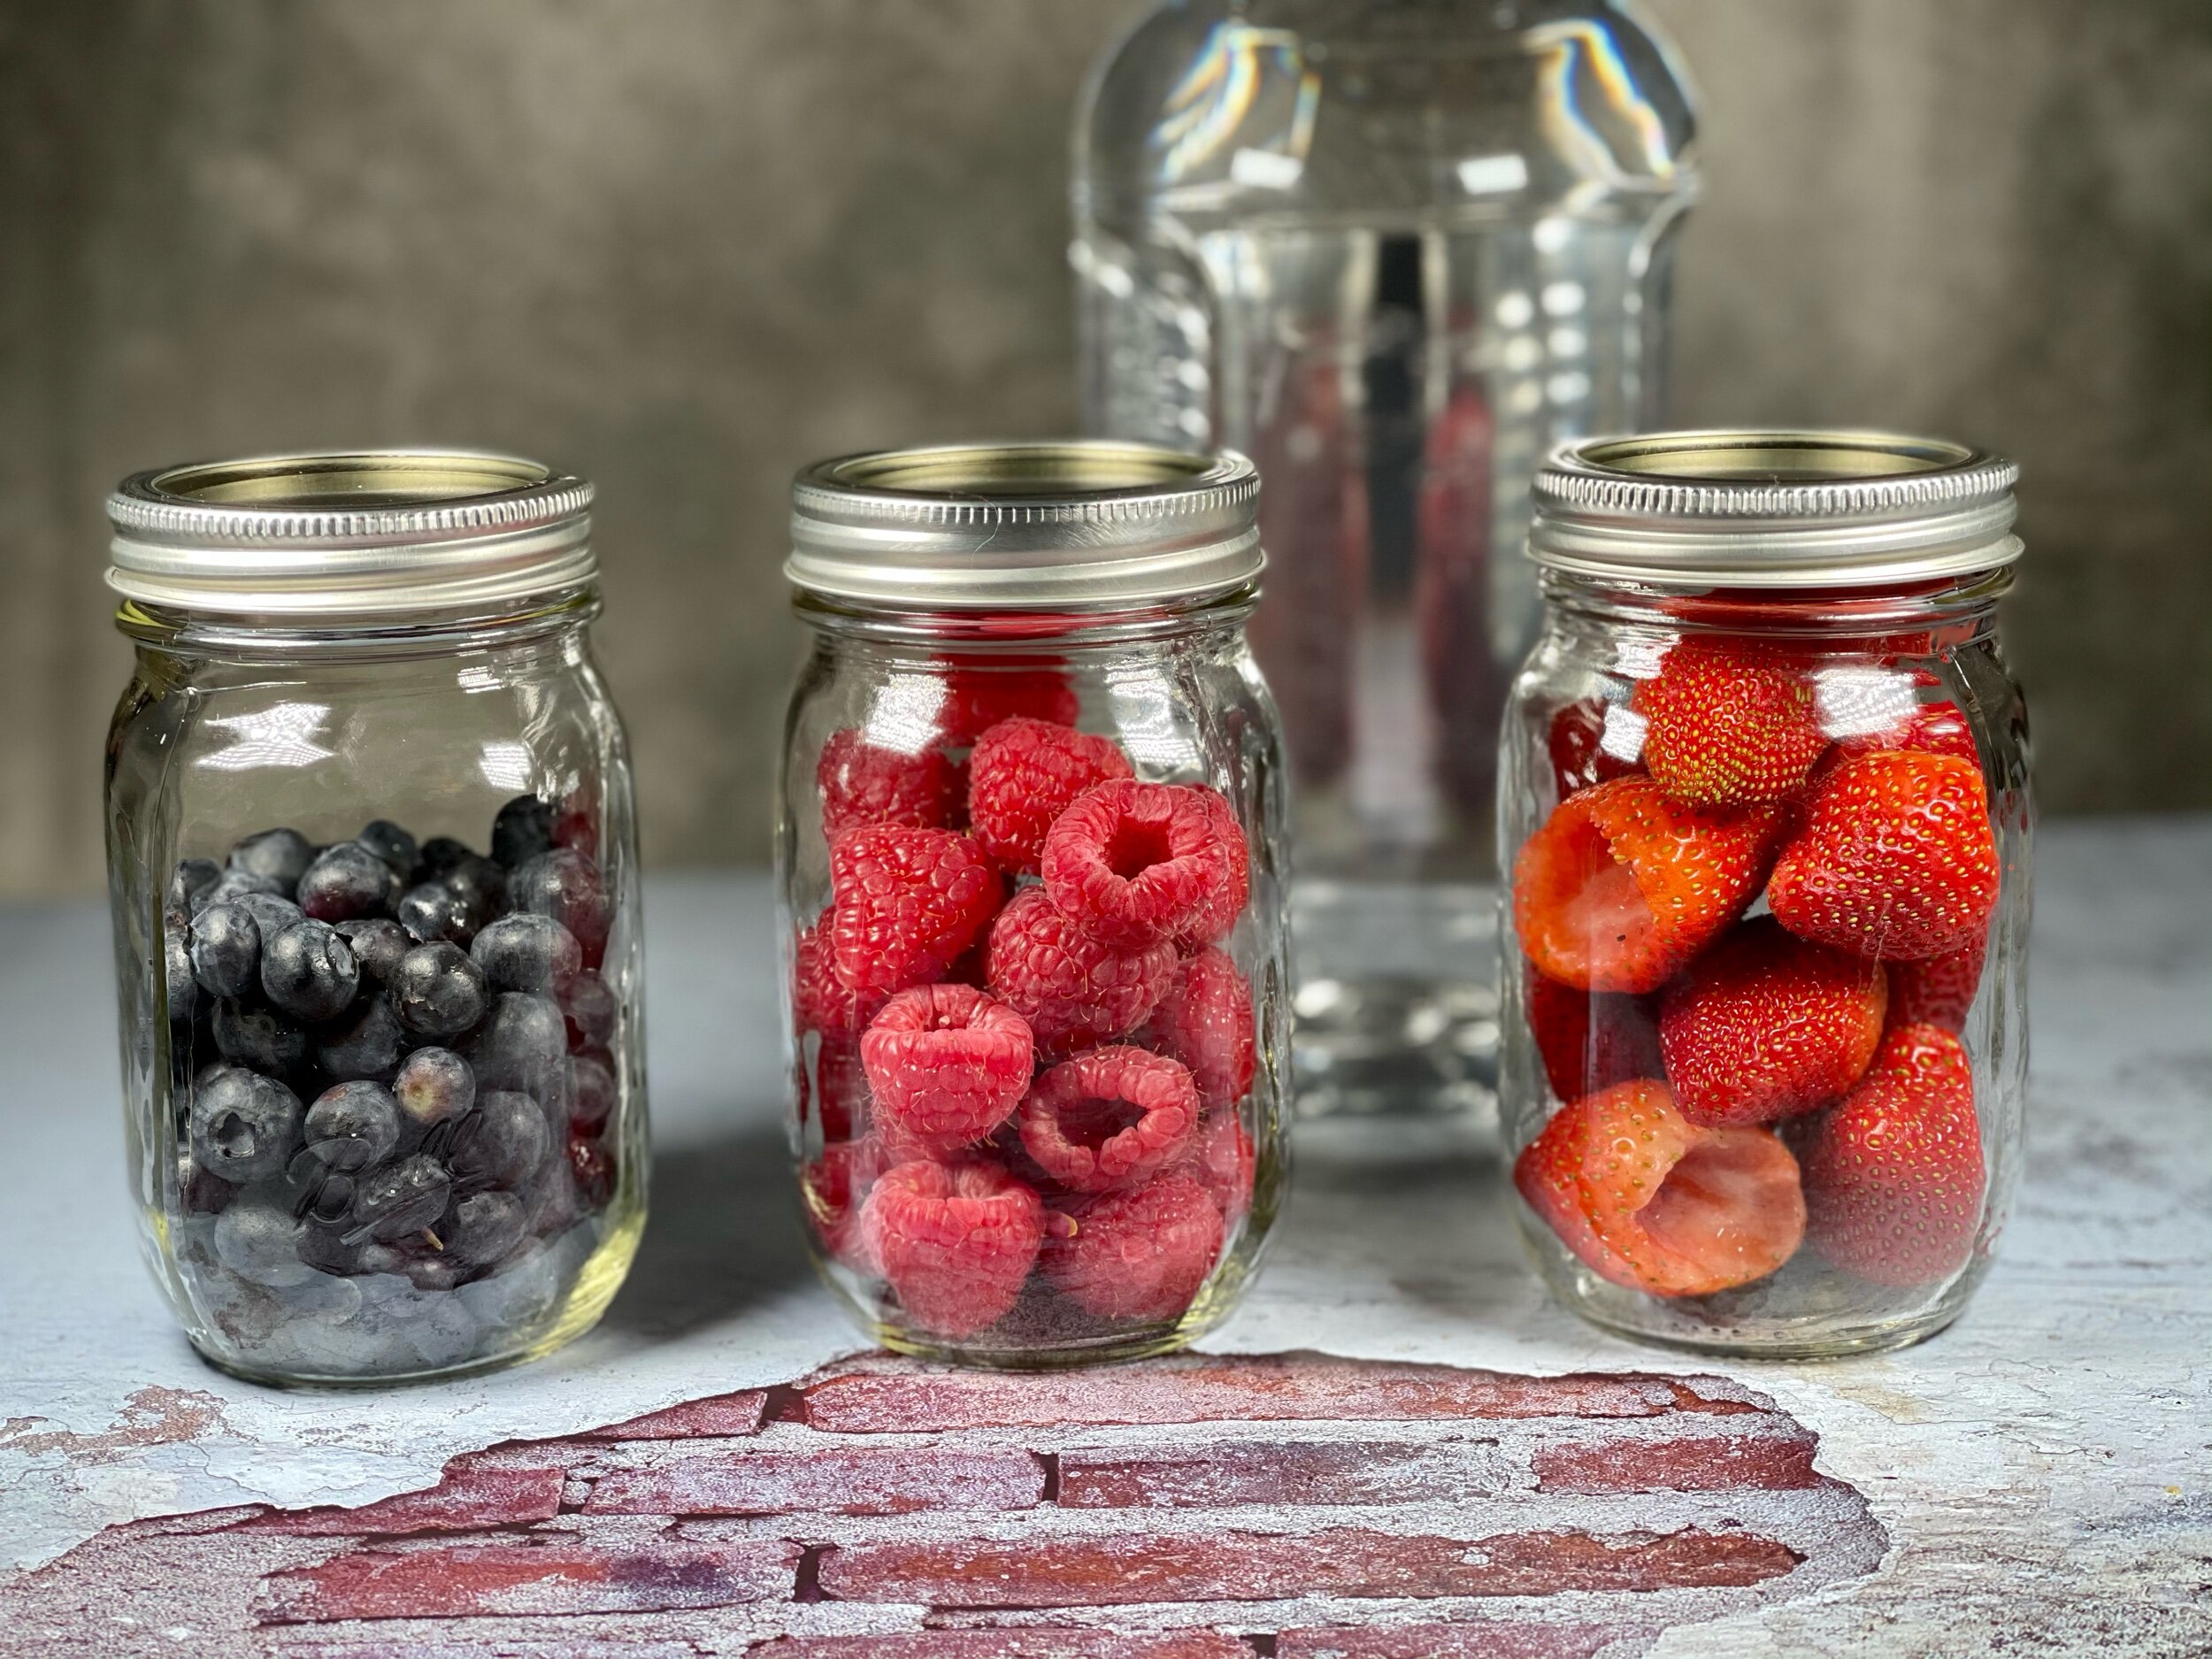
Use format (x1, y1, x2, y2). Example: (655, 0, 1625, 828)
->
(1657, 918, 1887, 1127)
(1769, 749, 1999, 961)
(1801, 1023, 1985, 1286)
(1632, 639, 1826, 808)
(1525, 965, 1664, 1102)
(1512, 775, 1785, 995)
(1513, 1079, 1805, 1298)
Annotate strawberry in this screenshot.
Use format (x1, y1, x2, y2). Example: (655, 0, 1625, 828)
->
(1886, 930, 1989, 1032)
(1842, 701, 1979, 767)
(1525, 965, 1663, 1102)
(1632, 639, 1827, 808)
(1770, 749, 1999, 961)
(1657, 918, 1886, 1127)
(1547, 699, 1644, 798)
(1513, 1079, 1805, 1298)
(1512, 775, 1785, 995)
(1801, 1023, 1984, 1286)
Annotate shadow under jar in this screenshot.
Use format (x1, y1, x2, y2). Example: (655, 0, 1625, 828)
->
(1500, 432, 2032, 1358)
(780, 442, 1289, 1367)
(105, 451, 647, 1386)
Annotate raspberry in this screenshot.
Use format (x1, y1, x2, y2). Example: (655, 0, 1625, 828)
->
(793, 917, 886, 1037)
(984, 887, 1176, 1052)
(860, 984, 1034, 1154)
(829, 828, 1002, 995)
(1018, 1045, 1199, 1194)
(1045, 1171, 1225, 1321)
(859, 1157, 1045, 1338)
(1183, 1110, 1256, 1225)
(817, 728, 964, 841)
(1145, 947, 1256, 1110)
(941, 664, 1079, 743)
(799, 1036, 869, 1141)
(802, 1135, 887, 1271)
(967, 718, 1133, 874)
(1041, 780, 1245, 949)
(1179, 786, 1251, 945)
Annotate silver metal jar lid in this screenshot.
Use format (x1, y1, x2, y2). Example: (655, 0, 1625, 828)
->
(1531, 430, 2021, 588)
(787, 441, 1262, 611)
(106, 450, 595, 615)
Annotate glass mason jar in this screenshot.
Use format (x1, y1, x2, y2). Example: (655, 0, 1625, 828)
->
(779, 442, 1288, 1366)
(1501, 433, 2032, 1357)
(1076, 1, 1699, 1117)
(104, 451, 647, 1385)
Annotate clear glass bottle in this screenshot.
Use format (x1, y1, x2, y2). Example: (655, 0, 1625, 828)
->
(105, 452, 647, 1385)
(780, 442, 1288, 1366)
(1501, 432, 2031, 1357)
(1075, 0, 1699, 1117)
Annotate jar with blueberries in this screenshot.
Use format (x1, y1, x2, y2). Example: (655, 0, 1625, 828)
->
(779, 442, 1288, 1365)
(104, 451, 646, 1385)
(1500, 432, 2032, 1358)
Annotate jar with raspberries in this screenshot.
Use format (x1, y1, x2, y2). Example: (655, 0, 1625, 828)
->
(780, 442, 1286, 1364)
(104, 452, 646, 1385)
(1501, 432, 2031, 1357)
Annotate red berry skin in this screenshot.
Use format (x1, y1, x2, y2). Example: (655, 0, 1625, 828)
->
(859, 1158, 1045, 1339)
(1887, 930, 1989, 1032)
(828, 828, 1002, 995)
(1512, 776, 1785, 995)
(1042, 780, 1244, 949)
(1183, 1111, 1256, 1225)
(793, 918, 887, 1038)
(1632, 640, 1827, 809)
(940, 666, 1079, 744)
(860, 984, 1033, 1155)
(984, 887, 1176, 1052)
(1770, 750, 2000, 962)
(802, 1134, 888, 1271)
(798, 1037, 868, 1142)
(817, 728, 964, 841)
(1525, 966, 1664, 1103)
(1548, 699, 1644, 798)
(566, 1134, 616, 1210)
(1145, 947, 1256, 1110)
(966, 718, 1133, 875)
(1513, 1079, 1805, 1299)
(1046, 1171, 1225, 1321)
(1018, 1045, 1200, 1194)
(1842, 700, 1980, 767)
(1801, 1023, 1985, 1287)
(1178, 786, 1251, 946)
(1657, 918, 1888, 1128)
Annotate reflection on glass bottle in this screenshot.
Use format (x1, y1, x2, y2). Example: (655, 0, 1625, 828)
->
(1075, 0, 1698, 1117)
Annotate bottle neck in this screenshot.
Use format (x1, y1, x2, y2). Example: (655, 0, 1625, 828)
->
(792, 581, 1260, 651)
(1537, 567, 2012, 645)
(116, 585, 600, 665)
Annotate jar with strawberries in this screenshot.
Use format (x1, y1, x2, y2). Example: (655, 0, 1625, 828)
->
(779, 442, 1287, 1365)
(1501, 432, 2031, 1357)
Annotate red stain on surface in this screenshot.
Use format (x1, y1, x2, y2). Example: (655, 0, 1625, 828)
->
(0, 1385, 229, 1462)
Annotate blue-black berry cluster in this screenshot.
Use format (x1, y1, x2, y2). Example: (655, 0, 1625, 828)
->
(158, 795, 623, 1377)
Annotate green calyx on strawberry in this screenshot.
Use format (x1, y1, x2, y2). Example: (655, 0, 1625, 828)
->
(1770, 749, 2001, 962)
(1513, 775, 1786, 995)
(1658, 917, 1888, 1128)
(1633, 639, 1828, 809)
(1525, 965, 1664, 1103)
(1801, 1022, 1985, 1286)
(1513, 1078, 1806, 1298)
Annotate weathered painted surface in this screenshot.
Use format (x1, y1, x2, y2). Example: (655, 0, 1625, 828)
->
(2, 822, 2208, 1655)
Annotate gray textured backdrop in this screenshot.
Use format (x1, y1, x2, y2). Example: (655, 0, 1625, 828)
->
(3, 1, 2208, 897)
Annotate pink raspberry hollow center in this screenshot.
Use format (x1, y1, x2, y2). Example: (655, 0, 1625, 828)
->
(1019, 1045, 1199, 1193)
(860, 983, 1034, 1155)
(1042, 780, 1245, 949)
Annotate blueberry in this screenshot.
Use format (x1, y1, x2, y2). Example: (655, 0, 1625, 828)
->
(168, 857, 222, 913)
(234, 890, 305, 941)
(349, 1153, 451, 1241)
(450, 1089, 550, 1188)
(297, 1170, 358, 1225)
(297, 841, 398, 923)
(491, 795, 557, 869)
(508, 850, 609, 958)
(470, 913, 580, 996)
(179, 1153, 237, 1217)
(262, 921, 359, 1023)
(227, 827, 314, 895)
(413, 836, 476, 882)
(190, 1066, 303, 1181)
(211, 999, 309, 1075)
(164, 922, 201, 1022)
(392, 942, 488, 1038)
(303, 1079, 404, 1171)
(316, 996, 404, 1082)
(460, 993, 568, 1097)
(334, 918, 411, 987)
(193, 869, 281, 916)
(557, 971, 618, 1049)
(442, 856, 509, 931)
(397, 882, 470, 945)
(357, 818, 419, 879)
(570, 1049, 617, 1131)
(188, 901, 261, 998)
(212, 1197, 315, 1287)
(447, 1191, 528, 1268)
(404, 1255, 464, 1294)
(396, 1047, 476, 1126)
